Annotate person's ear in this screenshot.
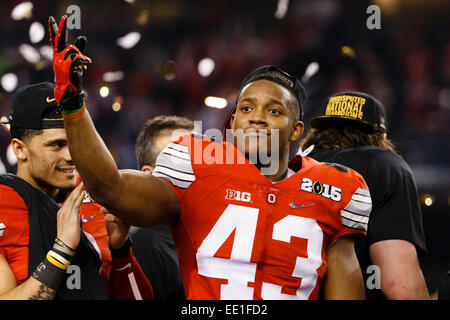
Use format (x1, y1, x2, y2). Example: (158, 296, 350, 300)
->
(230, 112, 236, 128)
(141, 165, 154, 174)
(11, 138, 28, 161)
(290, 120, 304, 142)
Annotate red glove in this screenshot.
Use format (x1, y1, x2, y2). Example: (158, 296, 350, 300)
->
(48, 15, 91, 110)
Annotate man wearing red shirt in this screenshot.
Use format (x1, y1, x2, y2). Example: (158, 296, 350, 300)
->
(0, 82, 152, 299)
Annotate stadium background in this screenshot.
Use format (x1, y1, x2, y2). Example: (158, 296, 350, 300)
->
(0, 0, 448, 295)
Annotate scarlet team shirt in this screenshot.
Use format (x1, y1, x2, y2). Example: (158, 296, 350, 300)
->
(0, 184, 110, 286)
(152, 134, 372, 300)
(0, 177, 153, 300)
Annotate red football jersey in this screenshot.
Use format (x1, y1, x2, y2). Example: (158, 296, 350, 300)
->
(152, 134, 371, 300)
(0, 176, 152, 300)
(0, 184, 30, 285)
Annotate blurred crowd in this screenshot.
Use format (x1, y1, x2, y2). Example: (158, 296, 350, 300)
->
(0, 0, 448, 170)
(0, 0, 449, 295)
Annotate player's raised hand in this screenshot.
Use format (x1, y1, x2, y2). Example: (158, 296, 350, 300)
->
(101, 207, 131, 250)
(48, 15, 91, 111)
(56, 182, 86, 250)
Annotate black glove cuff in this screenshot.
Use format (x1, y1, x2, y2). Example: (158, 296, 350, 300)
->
(109, 237, 133, 258)
(59, 91, 85, 112)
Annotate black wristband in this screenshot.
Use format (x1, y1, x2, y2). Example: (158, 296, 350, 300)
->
(53, 238, 76, 258)
(109, 237, 132, 258)
(59, 91, 85, 112)
(31, 256, 66, 291)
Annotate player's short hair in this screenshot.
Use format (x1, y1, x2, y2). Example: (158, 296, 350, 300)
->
(10, 107, 63, 142)
(301, 125, 396, 153)
(241, 70, 302, 121)
(135, 115, 194, 168)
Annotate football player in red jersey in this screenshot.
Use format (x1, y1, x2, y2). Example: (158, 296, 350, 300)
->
(76, 175, 154, 300)
(0, 82, 152, 300)
(50, 15, 371, 299)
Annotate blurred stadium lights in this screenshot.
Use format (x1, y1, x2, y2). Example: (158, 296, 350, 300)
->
(99, 86, 110, 98)
(136, 9, 150, 26)
(116, 32, 141, 49)
(112, 102, 122, 112)
(0, 159, 6, 174)
(6, 143, 17, 166)
(29, 21, 45, 43)
(112, 95, 123, 112)
(372, 0, 401, 15)
(204, 96, 228, 109)
(163, 72, 176, 81)
(18, 44, 40, 64)
(39, 45, 53, 61)
(275, 0, 289, 20)
(424, 196, 434, 207)
(421, 193, 435, 207)
(197, 58, 215, 77)
(1, 73, 18, 92)
(155, 60, 176, 81)
(373, 0, 449, 16)
(34, 61, 47, 71)
(0, 117, 10, 133)
(438, 89, 450, 109)
(340, 45, 357, 59)
(11, 2, 33, 21)
(102, 71, 125, 82)
(302, 62, 319, 83)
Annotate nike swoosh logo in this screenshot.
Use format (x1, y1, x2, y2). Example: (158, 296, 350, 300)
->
(46, 96, 56, 103)
(289, 201, 315, 209)
(81, 213, 98, 224)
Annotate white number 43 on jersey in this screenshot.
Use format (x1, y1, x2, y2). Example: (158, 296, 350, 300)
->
(196, 204, 323, 300)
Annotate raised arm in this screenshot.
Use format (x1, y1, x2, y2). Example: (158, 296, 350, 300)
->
(65, 112, 179, 226)
(49, 16, 179, 226)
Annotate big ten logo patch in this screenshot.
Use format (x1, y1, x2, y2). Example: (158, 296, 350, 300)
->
(225, 189, 252, 203)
